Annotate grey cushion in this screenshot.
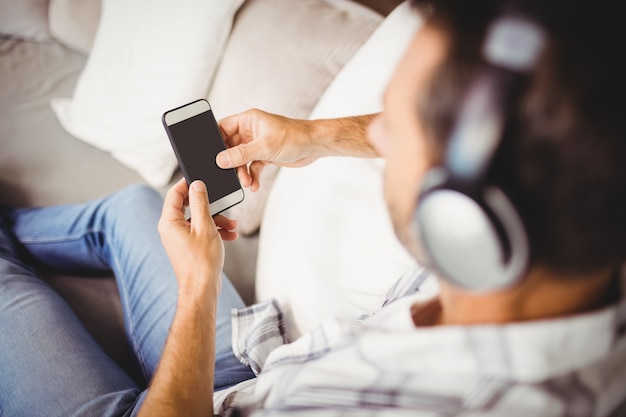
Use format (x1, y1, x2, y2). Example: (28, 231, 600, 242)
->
(48, 0, 101, 54)
(0, 39, 145, 207)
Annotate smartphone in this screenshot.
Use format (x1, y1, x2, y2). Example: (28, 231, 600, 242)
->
(162, 99, 244, 216)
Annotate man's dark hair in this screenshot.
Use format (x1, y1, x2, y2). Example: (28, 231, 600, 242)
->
(411, 0, 626, 275)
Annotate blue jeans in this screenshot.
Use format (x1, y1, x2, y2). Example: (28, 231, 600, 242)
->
(0, 185, 255, 417)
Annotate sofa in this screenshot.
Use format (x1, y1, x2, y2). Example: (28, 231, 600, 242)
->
(0, 0, 420, 382)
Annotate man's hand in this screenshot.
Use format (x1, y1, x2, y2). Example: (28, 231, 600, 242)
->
(157, 178, 238, 296)
(217, 109, 380, 192)
(140, 178, 238, 417)
(217, 109, 320, 192)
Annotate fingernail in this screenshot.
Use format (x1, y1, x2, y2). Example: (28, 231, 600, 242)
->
(191, 180, 206, 192)
(216, 152, 230, 167)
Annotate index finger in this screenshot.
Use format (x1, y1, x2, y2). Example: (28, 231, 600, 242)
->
(219, 111, 255, 147)
(161, 178, 189, 222)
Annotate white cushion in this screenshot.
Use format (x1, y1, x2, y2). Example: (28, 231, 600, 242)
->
(51, 0, 244, 187)
(256, 1, 423, 339)
(0, 0, 51, 41)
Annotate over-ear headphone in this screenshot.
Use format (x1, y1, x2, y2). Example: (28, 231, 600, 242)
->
(413, 5, 547, 291)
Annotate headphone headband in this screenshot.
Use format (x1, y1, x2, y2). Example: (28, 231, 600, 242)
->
(447, 12, 546, 183)
(483, 14, 546, 71)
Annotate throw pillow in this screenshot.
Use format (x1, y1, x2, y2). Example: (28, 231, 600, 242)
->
(256, 1, 424, 339)
(48, 0, 101, 55)
(210, 0, 383, 235)
(0, 0, 51, 41)
(51, 0, 245, 187)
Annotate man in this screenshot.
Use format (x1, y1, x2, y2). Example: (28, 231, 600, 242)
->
(1, 1, 624, 416)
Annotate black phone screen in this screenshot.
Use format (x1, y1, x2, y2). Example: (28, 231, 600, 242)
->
(167, 109, 241, 203)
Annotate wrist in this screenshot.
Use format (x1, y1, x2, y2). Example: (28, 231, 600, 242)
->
(305, 119, 332, 158)
(308, 115, 379, 158)
(177, 271, 221, 302)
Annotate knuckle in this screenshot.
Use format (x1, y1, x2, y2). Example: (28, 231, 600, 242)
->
(236, 145, 250, 164)
(191, 198, 208, 211)
(157, 220, 166, 236)
(165, 186, 179, 201)
(250, 160, 264, 174)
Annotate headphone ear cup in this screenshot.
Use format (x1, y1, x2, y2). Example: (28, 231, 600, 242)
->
(481, 186, 530, 286)
(414, 170, 529, 291)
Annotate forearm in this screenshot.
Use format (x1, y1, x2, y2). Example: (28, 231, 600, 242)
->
(308, 114, 379, 159)
(138, 287, 218, 417)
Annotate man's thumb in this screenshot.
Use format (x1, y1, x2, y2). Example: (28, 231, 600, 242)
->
(189, 180, 211, 228)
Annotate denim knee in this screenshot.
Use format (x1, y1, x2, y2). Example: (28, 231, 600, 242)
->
(106, 184, 163, 213)
(114, 184, 162, 204)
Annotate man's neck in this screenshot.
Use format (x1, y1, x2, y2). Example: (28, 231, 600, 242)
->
(426, 267, 617, 326)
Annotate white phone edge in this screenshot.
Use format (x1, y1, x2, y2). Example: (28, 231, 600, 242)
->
(210, 188, 245, 216)
(163, 99, 211, 126)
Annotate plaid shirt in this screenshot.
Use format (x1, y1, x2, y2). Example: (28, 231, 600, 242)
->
(215, 265, 626, 416)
